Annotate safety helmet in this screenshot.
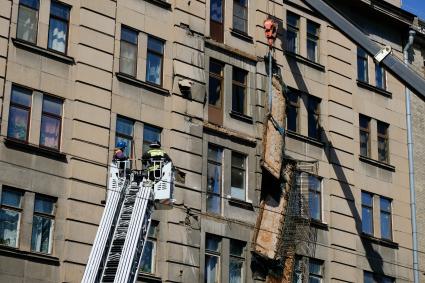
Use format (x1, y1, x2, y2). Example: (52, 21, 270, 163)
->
(150, 140, 161, 148)
(116, 140, 127, 149)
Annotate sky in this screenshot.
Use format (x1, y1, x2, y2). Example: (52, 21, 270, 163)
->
(402, 0, 425, 20)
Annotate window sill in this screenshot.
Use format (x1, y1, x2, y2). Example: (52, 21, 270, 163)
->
(357, 80, 392, 98)
(229, 29, 254, 43)
(310, 219, 329, 230)
(228, 196, 254, 210)
(145, 0, 171, 10)
(286, 130, 324, 147)
(284, 51, 325, 72)
(116, 72, 170, 96)
(0, 245, 60, 265)
(138, 273, 162, 282)
(4, 138, 67, 162)
(12, 38, 75, 65)
(359, 155, 395, 172)
(361, 233, 399, 249)
(229, 111, 253, 124)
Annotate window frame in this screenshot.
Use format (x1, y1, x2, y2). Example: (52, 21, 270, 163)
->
(208, 59, 225, 126)
(286, 90, 299, 133)
(142, 124, 162, 154)
(115, 116, 135, 159)
(357, 47, 369, 83)
(210, 0, 225, 42)
(230, 151, 247, 201)
(231, 67, 248, 115)
(31, 194, 55, 254)
(308, 175, 322, 222)
(17, 0, 40, 44)
(146, 35, 165, 86)
(361, 191, 374, 236)
(7, 85, 32, 143)
(47, 1, 71, 55)
(359, 115, 371, 158)
(229, 239, 246, 283)
(308, 258, 324, 283)
(306, 20, 320, 62)
(307, 95, 321, 140)
(39, 95, 63, 151)
(375, 63, 386, 90)
(377, 121, 389, 163)
(206, 144, 223, 214)
(204, 234, 222, 283)
(119, 26, 139, 77)
(232, 0, 248, 34)
(0, 187, 24, 248)
(380, 196, 392, 241)
(286, 11, 300, 54)
(140, 220, 159, 274)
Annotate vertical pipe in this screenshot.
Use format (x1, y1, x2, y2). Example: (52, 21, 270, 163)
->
(268, 48, 273, 113)
(403, 29, 419, 283)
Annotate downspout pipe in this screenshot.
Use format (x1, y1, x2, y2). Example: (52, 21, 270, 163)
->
(403, 29, 419, 283)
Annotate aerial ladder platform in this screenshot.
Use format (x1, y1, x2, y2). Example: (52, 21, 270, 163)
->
(81, 160, 174, 283)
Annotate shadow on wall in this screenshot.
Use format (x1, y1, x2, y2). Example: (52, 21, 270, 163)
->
(284, 38, 385, 275)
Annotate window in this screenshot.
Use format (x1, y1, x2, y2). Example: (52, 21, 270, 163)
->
(286, 90, 299, 132)
(229, 240, 245, 283)
(120, 27, 138, 77)
(17, 0, 39, 43)
(143, 125, 161, 154)
(31, 195, 55, 254)
(205, 234, 221, 283)
(115, 117, 134, 158)
(233, 0, 247, 34)
(364, 271, 394, 283)
(357, 47, 368, 83)
(207, 145, 222, 214)
(7, 86, 32, 142)
(375, 63, 386, 89)
(210, 0, 224, 42)
(232, 67, 248, 115)
(309, 259, 323, 283)
(292, 257, 323, 283)
(47, 1, 70, 54)
(0, 188, 23, 248)
(292, 256, 303, 283)
(140, 221, 158, 274)
(231, 152, 246, 200)
(307, 96, 321, 140)
(146, 36, 164, 85)
(286, 12, 300, 54)
(208, 60, 224, 125)
(377, 121, 389, 163)
(308, 175, 321, 221)
(380, 197, 392, 240)
(362, 191, 373, 235)
(307, 21, 320, 62)
(359, 115, 371, 158)
(40, 96, 62, 150)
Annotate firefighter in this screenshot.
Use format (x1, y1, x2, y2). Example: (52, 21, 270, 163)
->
(113, 141, 128, 162)
(142, 141, 170, 181)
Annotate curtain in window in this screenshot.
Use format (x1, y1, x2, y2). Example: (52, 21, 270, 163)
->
(205, 255, 219, 283)
(146, 53, 161, 85)
(8, 107, 29, 141)
(17, 5, 38, 43)
(48, 19, 67, 53)
(0, 209, 19, 247)
(31, 215, 52, 253)
(40, 115, 60, 149)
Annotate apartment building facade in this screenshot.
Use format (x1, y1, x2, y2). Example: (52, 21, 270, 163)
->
(0, 0, 422, 282)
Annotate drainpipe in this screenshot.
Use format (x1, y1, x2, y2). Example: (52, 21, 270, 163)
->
(403, 29, 419, 283)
